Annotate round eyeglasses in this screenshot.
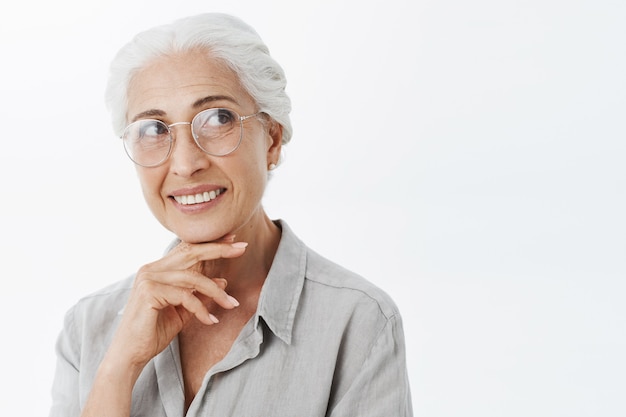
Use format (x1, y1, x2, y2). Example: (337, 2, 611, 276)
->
(121, 108, 260, 167)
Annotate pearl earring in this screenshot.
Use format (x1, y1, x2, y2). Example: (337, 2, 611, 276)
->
(268, 163, 277, 170)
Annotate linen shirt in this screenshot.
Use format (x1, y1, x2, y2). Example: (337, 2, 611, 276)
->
(49, 221, 413, 416)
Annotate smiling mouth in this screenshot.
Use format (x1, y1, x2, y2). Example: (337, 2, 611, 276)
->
(172, 188, 226, 205)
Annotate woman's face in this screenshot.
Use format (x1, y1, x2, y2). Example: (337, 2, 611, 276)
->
(126, 50, 282, 243)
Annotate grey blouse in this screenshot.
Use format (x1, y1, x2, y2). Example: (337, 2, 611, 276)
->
(49, 221, 413, 416)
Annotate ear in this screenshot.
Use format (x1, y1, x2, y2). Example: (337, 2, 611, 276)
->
(266, 118, 283, 165)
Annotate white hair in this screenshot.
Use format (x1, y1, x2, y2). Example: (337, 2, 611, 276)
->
(104, 13, 292, 144)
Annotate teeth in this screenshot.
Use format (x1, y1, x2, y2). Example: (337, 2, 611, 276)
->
(174, 188, 223, 205)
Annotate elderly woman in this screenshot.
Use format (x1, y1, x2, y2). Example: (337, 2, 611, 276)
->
(49, 13, 412, 417)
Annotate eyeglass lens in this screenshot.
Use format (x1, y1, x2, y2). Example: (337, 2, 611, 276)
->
(122, 108, 243, 167)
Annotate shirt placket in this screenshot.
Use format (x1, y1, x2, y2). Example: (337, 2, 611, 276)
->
(172, 316, 265, 417)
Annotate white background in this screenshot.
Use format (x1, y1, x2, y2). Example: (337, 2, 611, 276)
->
(1, 0, 624, 415)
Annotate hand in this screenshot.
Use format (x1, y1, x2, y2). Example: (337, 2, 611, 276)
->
(104, 239, 247, 375)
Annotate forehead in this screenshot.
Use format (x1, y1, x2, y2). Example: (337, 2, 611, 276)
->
(126, 49, 254, 119)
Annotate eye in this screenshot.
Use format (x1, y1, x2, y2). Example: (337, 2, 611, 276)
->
(138, 120, 169, 138)
(213, 108, 236, 126)
(194, 108, 237, 136)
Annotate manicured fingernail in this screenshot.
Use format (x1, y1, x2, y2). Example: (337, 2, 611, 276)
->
(209, 314, 220, 324)
(227, 295, 240, 307)
(231, 242, 248, 249)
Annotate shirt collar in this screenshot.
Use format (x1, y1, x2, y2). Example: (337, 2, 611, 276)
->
(254, 219, 306, 345)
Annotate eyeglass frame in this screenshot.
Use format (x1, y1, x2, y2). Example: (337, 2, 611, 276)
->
(120, 107, 262, 167)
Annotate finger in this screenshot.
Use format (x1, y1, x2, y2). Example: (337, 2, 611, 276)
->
(212, 278, 228, 290)
(216, 233, 236, 243)
(134, 280, 220, 325)
(138, 269, 239, 309)
(144, 241, 248, 272)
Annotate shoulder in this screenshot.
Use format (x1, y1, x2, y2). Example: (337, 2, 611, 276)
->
(64, 275, 135, 332)
(75, 274, 134, 309)
(298, 247, 408, 384)
(275, 220, 401, 322)
(304, 247, 400, 321)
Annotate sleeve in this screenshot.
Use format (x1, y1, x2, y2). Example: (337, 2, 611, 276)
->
(328, 314, 413, 417)
(48, 307, 81, 417)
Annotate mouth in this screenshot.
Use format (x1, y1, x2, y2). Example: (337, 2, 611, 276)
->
(171, 188, 226, 205)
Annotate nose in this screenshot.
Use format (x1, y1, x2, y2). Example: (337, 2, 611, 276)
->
(168, 123, 211, 177)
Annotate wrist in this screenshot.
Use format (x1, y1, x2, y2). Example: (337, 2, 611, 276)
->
(97, 349, 146, 389)
(81, 353, 143, 417)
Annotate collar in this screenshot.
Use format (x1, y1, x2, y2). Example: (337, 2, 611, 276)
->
(254, 220, 306, 345)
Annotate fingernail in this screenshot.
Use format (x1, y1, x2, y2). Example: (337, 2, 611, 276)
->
(231, 242, 248, 249)
(227, 295, 240, 307)
(222, 233, 236, 242)
(209, 314, 220, 324)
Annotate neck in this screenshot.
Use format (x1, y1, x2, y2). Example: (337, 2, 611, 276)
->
(202, 210, 281, 295)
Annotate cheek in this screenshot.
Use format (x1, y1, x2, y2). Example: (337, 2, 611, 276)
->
(234, 133, 270, 178)
(248, 147, 271, 183)
(231, 151, 269, 202)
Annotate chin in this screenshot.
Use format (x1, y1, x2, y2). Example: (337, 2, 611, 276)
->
(173, 225, 230, 244)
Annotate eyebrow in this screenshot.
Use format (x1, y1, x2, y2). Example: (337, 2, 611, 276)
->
(192, 95, 239, 109)
(130, 109, 166, 123)
(129, 95, 239, 123)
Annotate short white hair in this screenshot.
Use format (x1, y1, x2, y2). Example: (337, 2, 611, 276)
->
(104, 13, 293, 144)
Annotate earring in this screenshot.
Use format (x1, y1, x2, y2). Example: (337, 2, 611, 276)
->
(268, 163, 277, 170)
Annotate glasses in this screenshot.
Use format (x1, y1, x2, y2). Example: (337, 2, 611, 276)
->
(121, 108, 260, 167)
